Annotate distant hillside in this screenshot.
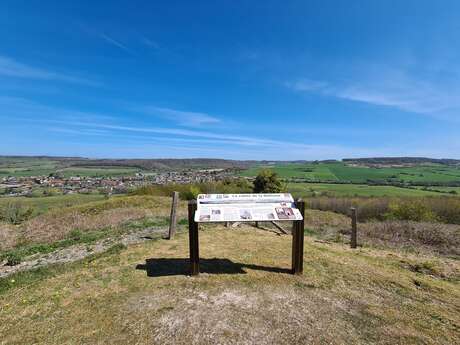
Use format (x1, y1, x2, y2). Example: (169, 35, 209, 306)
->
(0, 156, 256, 171)
(68, 158, 256, 170)
(343, 157, 460, 166)
(2, 155, 460, 173)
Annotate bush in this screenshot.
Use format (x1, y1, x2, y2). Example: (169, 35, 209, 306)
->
(0, 201, 34, 224)
(306, 196, 460, 225)
(424, 197, 460, 224)
(386, 200, 438, 222)
(182, 185, 201, 200)
(306, 197, 389, 221)
(253, 169, 283, 193)
(360, 221, 460, 256)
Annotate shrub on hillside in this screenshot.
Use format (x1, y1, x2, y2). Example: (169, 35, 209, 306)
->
(253, 169, 283, 193)
(306, 197, 389, 222)
(306, 196, 460, 225)
(386, 200, 438, 222)
(423, 197, 460, 224)
(182, 185, 201, 200)
(361, 221, 460, 256)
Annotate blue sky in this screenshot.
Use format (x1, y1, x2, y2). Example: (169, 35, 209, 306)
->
(1, 1, 459, 160)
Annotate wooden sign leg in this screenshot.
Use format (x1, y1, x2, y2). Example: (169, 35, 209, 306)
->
(188, 200, 199, 276)
(292, 199, 305, 275)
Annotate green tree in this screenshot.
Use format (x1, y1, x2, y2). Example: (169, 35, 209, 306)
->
(253, 169, 283, 193)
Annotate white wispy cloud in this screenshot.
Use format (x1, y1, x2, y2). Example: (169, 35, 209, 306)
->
(54, 121, 280, 147)
(0, 55, 100, 86)
(5, 96, 446, 159)
(1, 96, 346, 153)
(141, 37, 160, 50)
(287, 68, 460, 120)
(99, 33, 133, 54)
(0, 96, 114, 122)
(0, 97, 273, 147)
(135, 106, 220, 126)
(46, 127, 110, 136)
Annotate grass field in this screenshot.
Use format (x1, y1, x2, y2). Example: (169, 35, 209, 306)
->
(287, 182, 448, 198)
(57, 166, 140, 177)
(0, 226, 458, 344)
(0, 191, 458, 344)
(416, 186, 460, 194)
(0, 194, 105, 215)
(0, 195, 187, 252)
(0, 157, 142, 177)
(0, 157, 59, 177)
(242, 162, 460, 184)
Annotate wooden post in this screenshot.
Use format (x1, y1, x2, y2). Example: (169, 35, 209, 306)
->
(255, 221, 259, 228)
(350, 207, 357, 249)
(292, 199, 305, 275)
(168, 191, 179, 239)
(188, 200, 199, 275)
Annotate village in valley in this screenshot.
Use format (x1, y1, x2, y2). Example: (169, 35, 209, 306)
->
(0, 168, 237, 197)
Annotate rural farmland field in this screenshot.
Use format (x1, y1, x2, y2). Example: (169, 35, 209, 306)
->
(241, 162, 460, 184)
(287, 182, 447, 198)
(0, 157, 143, 178)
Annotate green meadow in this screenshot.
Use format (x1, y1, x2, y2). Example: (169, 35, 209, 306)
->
(0, 194, 105, 215)
(0, 157, 141, 178)
(57, 166, 140, 177)
(241, 162, 460, 184)
(287, 182, 445, 198)
(0, 157, 59, 177)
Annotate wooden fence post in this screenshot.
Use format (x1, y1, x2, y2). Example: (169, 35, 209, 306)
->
(188, 200, 199, 276)
(350, 207, 357, 249)
(168, 191, 179, 239)
(292, 199, 305, 275)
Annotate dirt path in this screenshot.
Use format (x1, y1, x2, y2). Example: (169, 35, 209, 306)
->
(0, 227, 168, 278)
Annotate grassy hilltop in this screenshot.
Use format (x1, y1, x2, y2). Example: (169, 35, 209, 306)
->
(0, 156, 459, 343)
(0, 192, 459, 344)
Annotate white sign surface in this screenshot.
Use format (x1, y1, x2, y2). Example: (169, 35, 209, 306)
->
(195, 193, 303, 223)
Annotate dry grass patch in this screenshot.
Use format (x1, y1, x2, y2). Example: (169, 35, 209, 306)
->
(360, 221, 460, 257)
(0, 226, 459, 345)
(305, 208, 350, 229)
(0, 195, 188, 250)
(304, 210, 460, 257)
(0, 222, 18, 251)
(23, 207, 149, 243)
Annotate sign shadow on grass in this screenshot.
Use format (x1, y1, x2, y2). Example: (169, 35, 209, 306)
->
(136, 258, 291, 277)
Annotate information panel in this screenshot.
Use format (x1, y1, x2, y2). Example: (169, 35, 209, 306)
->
(194, 193, 303, 223)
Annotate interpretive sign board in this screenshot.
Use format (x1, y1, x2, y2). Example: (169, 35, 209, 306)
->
(194, 193, 303, 223)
